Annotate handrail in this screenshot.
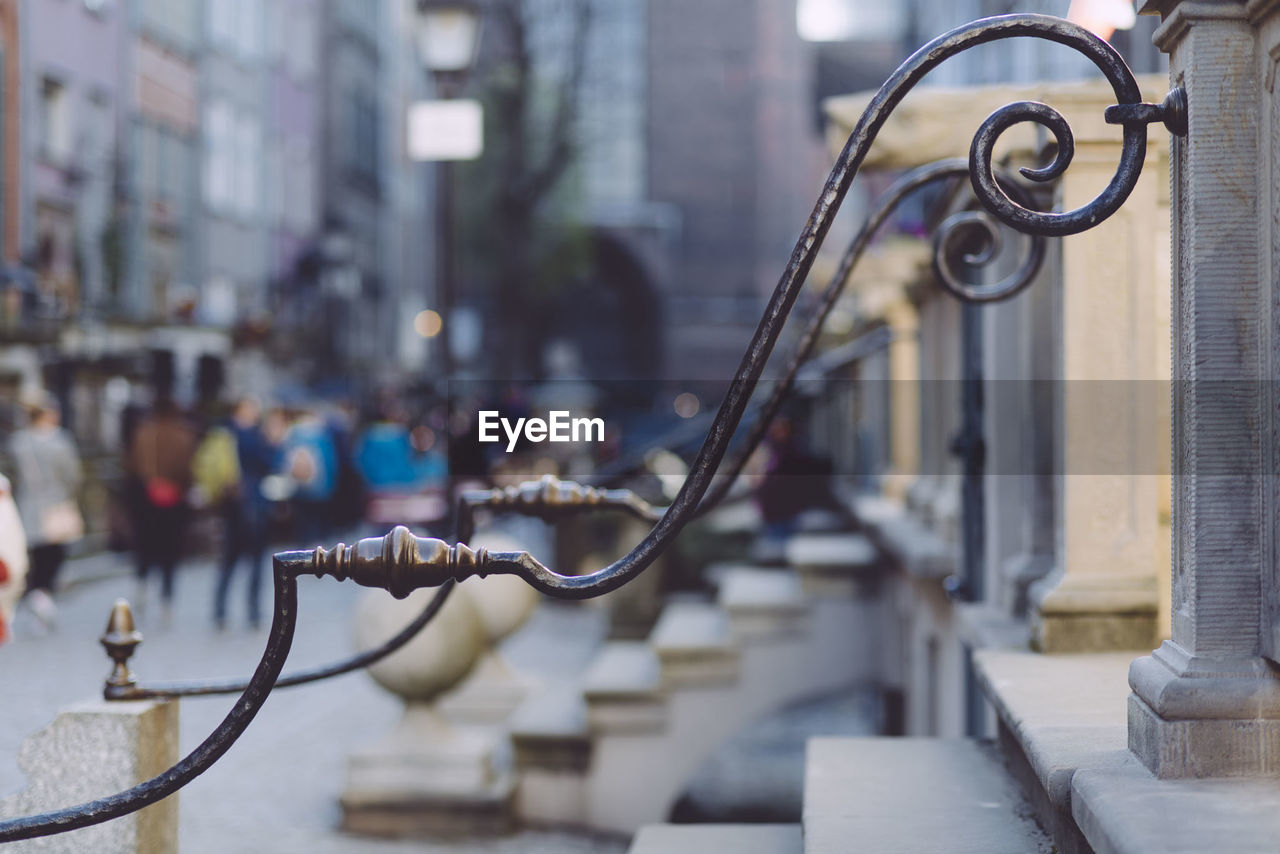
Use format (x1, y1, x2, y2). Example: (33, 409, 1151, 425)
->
(0, 13, 1185, 840)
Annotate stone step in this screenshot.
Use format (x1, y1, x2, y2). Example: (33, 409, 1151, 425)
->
(510, 688, 590, 772)
(582, 641, 666, 734)
(717, 566, 809, 641)
(794, 507, 850, 533)
(509, 688, 592, 826)
(629, 823, 802, 854)
(702, 499, 762, 534)
(649, 600, 739, 687)
(803, 737, 1051, 854)
(784, 533, 880, 595)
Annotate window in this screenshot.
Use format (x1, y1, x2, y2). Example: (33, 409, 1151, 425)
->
(234, 114, 260, 217)
(284, 138, 316, 234)
(40, 77, 72, 163)
(204, 101, 259, 218)
(164, 131, 190, 205)
(209, 0, 236, 47)
(209, 0, 260, 60)
(203, 100, 235, 212)
(283, 4, 318, 81)
(263, 140, 283, 225)
(86, 91, 112, 164)
(237, 0, 260, 58)
(142, 0, 197, 50)
(348, 91, 380, 183)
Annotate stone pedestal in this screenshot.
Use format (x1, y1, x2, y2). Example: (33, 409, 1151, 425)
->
(341, 583, 513, 835)
(440, 567, 539, 728)
(439, 651, 532, 727)
(1127, 0, 1280, 778)
(0, 699, 179, 854)
(341, 705, 514, 837)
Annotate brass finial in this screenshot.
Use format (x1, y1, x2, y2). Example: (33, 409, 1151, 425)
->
(310, 526, 489, 598)
(101, 599, 143, 696)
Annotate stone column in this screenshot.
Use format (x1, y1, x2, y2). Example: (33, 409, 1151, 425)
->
(984, 229, 1056, 619)
(843, 238, 927, 503)
(883, 298, 921, 503)
(1128, 0, 1280, 777)
(1029, 81, 1169, 653)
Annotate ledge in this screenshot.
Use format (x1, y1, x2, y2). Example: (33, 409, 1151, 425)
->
(510, 690, 592, 773)
(955, 603, 1032, 651)
(974, 648, 1280, 854)
(850, 496, 956, 581)
(717, 566, 809, 642)
(823, 74, 1172, 169)
(583, 642, 667, 734)
(650, 601, 739, 688)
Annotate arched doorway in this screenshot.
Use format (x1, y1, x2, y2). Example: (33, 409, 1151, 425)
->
(549, 232, 662, 405)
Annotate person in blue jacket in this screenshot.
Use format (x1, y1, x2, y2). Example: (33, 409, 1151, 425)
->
(282, 409, 338, 548)
(212, 396, 281, 630)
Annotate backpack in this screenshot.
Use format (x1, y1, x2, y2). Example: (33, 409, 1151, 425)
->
(192, 427, 241, 504)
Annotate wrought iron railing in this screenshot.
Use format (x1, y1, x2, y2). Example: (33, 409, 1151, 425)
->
(0, 13, 1186, 842)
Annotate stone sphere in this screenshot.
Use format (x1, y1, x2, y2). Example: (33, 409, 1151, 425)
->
(353, 583, 485, 703)
(460, 531, 540, 645)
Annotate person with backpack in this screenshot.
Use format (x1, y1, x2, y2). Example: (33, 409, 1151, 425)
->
(205, 396, 279, 630)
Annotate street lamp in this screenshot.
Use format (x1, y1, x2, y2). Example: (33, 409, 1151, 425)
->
(415, 0, 482, 395)
(416, 1, 482, 83)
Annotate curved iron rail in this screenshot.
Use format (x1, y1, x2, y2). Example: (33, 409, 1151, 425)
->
(99, 478, 653, 700)
(98, 478, 654, 700)
(458, 477, 664, 528)
(2, 13, 1185, 841)
(695, 158, 1046, 512)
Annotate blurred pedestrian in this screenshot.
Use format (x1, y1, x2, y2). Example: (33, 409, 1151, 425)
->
(282, 409, 337, 547)
(757, 417, 807, 545)
(208, 396, 280, 630)
(324, 401, 366, 534)
(0, 473, 29, 644)
(9, 394, 82, 629)
(756, 415, 838, 550)
(356, 411, 425, 491)
(126, 397, 197, 624)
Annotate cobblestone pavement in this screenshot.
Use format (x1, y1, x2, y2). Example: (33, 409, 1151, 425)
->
(0, 547, 625, 854)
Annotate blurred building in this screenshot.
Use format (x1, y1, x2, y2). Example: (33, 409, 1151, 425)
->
(0, 0, 436, 391)
(0, 0, 436, 540)
(646, 0, 829, 381)
(486, 0, 830, 389)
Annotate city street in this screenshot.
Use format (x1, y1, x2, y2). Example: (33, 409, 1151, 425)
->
(0, 549, 625, 854)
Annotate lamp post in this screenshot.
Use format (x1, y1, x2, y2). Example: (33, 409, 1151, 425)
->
(415, 1, 482, 393)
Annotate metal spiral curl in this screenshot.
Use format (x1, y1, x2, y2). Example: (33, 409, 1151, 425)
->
(702, 158, 1045, 508)
(0, 12, 1187, 842)
(932, 175, 1047, 303)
